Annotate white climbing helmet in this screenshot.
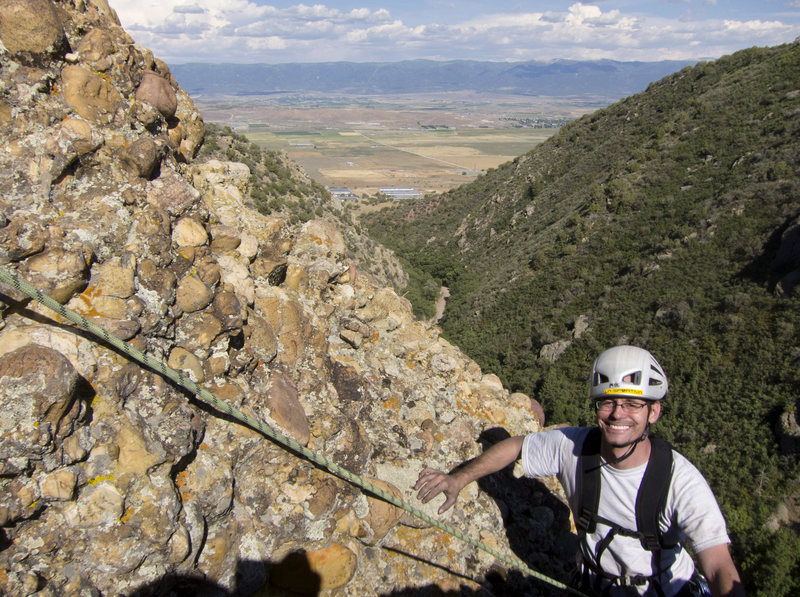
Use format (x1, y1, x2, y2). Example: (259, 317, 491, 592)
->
(589, 345, 668, 401)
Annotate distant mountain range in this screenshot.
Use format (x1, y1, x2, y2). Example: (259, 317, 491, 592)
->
(171, 59, 694, 98)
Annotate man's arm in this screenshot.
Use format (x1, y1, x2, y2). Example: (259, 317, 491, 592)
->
(696, 543, 746, 597)
(414, 436, 525, 513)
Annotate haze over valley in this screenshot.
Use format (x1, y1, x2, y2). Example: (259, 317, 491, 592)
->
(182, 59, 690, 196)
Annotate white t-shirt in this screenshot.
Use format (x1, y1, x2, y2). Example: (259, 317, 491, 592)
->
(522, 427, 730, 596)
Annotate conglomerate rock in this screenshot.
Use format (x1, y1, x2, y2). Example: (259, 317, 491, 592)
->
(0, 2, 567, 595)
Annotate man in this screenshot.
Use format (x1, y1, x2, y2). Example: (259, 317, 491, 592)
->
(415, 345, 744, 596)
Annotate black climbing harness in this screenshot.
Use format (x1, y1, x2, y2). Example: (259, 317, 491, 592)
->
(575, 427, 681, 596)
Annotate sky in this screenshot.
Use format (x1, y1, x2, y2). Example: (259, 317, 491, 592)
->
(108, 1, 800, 64)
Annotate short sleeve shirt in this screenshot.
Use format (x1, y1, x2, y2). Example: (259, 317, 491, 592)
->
(522, 428, 730, 596)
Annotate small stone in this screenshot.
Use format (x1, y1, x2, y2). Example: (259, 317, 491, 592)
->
(363, 478, 404, 544)
(246, 310, 278, 365)
(91, 261, 135, 298)
(40, 469, 77, 501)
(22, 247, 89, 304)
(0, 0, 66, 57)
(0, 218, 46, 264)
(119, 137, 161, 179)
(176, 276, 213, 313)
(212, 291, 244, 332)
(76, 28, 115, 65)
(167, 347, 205, 383)
(60, 65, 122, 123)
(266, 372, 310, 446)
(146, 170, 200, 217)
(172, 217, 208, 248)
(176, 311, 223, 351)
(0, 345, 80, 463)
(340, 329, 362, 349)
(209, 224, 241, 253)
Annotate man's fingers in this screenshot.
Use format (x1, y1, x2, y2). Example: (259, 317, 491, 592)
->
(415, 469, 444, 491)
(417, 478, 445, 503)
(414, 468, 437, 489)
(438, 495, 456, 514)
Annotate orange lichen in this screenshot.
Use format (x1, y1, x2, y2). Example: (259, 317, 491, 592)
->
(74, 285, 105, 318)
(382, 393, 401, 410)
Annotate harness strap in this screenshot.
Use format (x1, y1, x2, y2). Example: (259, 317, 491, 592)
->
(576, 427, 677, 595)
(636, 436, 674, 551)
(577, 427, 603, 534)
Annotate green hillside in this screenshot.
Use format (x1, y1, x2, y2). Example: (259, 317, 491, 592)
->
(365, 43, 800, 593)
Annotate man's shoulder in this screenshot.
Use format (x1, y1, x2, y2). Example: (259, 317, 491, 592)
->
(528, 425, 592, 442)
(525, 426, 594, 457)
(667, 447, 710, 483)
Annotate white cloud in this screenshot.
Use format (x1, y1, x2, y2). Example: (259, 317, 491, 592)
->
(173, 4, 204, 15)
(108, 1, 800, 64)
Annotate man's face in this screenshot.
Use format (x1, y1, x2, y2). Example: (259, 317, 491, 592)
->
(595, 398, 661, 448)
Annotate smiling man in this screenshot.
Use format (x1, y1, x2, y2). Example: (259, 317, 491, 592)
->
(416, 345, 745, 597)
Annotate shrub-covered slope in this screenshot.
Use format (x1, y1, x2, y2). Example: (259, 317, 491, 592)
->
(366, 43, 800, 593)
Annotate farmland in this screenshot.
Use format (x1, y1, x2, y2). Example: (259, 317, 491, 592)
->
(193, 92, 601, 196)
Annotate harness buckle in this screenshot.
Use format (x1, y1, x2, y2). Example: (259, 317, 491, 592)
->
(576, 508, 593, 532)
(641, 534, 661, 551)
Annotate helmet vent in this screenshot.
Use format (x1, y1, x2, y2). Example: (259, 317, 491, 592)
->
(594, 373, 609, 385)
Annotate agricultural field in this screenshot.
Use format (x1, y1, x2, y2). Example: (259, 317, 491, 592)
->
(193, 92, 599, 196)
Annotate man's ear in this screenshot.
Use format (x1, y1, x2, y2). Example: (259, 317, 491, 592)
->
(648, 401, 662, 425)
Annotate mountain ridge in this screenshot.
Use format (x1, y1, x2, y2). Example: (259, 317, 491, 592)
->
(171, 58, 694, 99)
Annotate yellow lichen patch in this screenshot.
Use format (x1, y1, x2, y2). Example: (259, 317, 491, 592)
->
(87, 473, 114, 486)
(119, 507, 135, 524)
(382, 393, 401, 410)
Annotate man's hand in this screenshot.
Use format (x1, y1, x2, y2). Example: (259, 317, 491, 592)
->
(415, 436, 525, 515)
(414, 468, 467, 513)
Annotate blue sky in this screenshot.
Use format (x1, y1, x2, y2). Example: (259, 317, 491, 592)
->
(109, 1, 800, 64)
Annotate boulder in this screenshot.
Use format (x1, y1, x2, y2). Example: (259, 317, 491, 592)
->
(61, 65, 122, 124)
(0, 0, 67, 59)
(135, 71, 177, 118)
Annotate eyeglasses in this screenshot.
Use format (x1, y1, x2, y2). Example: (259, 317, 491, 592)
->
(595, 399, 650, 413)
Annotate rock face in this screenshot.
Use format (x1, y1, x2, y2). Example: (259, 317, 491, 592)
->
(0, 2, 558, 595)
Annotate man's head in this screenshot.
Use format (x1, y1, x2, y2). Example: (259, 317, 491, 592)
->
(590, 346, 667, 449)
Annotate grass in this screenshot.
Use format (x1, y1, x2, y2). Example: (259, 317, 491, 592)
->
(245, 126, 559, 194)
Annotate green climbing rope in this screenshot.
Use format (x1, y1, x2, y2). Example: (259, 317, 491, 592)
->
(0, 265, 586, 597)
